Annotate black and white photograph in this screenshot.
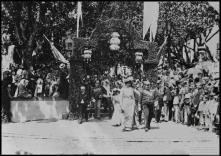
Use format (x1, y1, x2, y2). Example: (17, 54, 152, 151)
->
(1, 1, 220, 155)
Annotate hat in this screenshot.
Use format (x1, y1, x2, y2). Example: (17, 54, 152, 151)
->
(37, 78, 43, 84)
(210, 92, 216, 96)
(124, 76, 133, 83)
(59, 63, 65, 69)
(185, 93, 191, 99)
(143, 80, 150, 85)
(196, 83, 203, 88)
(157, 80, 161, 84)
(214, 95, 218, 98)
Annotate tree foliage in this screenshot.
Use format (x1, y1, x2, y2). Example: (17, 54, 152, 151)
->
(157, 1, 219, 67)
(1, 1, 219, 69)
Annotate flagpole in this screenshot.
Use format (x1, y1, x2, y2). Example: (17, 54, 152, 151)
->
(77, 12, 79, 38)
(76, 2, 81, 38)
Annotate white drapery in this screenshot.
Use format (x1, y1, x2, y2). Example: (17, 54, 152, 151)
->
(143, 2, 159, 41)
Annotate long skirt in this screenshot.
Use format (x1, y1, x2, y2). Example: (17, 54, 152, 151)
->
(121, 98, 135, 129)
(111, 103, 123, 126)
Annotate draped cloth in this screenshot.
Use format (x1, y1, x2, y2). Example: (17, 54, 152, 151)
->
(143, 2, 159, 41)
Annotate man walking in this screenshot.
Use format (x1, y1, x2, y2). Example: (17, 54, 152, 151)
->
(139, 80, 155, 132)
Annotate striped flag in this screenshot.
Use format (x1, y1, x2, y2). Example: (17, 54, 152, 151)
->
(156, 36, 168, 60)
(43, 34, 69, 64)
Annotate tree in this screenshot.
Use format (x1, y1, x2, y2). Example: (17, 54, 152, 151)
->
(157, 1, 219, 68)
(1, 1, 80, 67)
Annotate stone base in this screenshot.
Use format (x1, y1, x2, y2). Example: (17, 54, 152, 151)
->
(10, 97, 69, 123)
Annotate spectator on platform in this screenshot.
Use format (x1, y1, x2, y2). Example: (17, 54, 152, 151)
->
(27, 66, 37, 97)
(17, 79, 32, 99)
(172, 88, 180, 123)
(58, 70, 69, 100)
(34, 78, 44, 98)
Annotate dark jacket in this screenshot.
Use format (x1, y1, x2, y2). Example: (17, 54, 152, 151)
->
(78, 92, 90, 106)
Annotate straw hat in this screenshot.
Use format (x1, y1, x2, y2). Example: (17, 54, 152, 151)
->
(185, 93, 191, 99)
(124, 76, 133, 83)
(143, 80, 150, 85)
(157, 80, 161, 84)
(59, 63, 66, 69)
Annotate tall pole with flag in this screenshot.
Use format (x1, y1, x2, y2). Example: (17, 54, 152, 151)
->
(76, 1, 83, 38)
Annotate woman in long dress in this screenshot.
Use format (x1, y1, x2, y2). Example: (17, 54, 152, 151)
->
(111, 81, 123, 126)
(120, 77, 136, 131)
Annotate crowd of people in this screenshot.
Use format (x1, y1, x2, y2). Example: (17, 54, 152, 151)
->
(2, 62, 220, 134)
(1, 63, 69, 122)
(76, 65, 220, 133)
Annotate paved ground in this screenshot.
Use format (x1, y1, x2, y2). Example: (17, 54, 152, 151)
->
(2, 118, 219, 155)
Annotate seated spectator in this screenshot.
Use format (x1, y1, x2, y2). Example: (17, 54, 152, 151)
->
(21, 69, 29, 79)
(52, 83, 60, 97)
(34, 78, 44, 98)
(27, 66, 37, 97)
(17, 79, 32, 99)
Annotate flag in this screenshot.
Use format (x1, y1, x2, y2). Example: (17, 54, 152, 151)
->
(50, 44, 69, 64)
(76, 1, 83, 38)
(43, 34, 69, 64)
(144, 26, 151, 41)
(156, 36, 168, 60)
(143, 2, 159, 41)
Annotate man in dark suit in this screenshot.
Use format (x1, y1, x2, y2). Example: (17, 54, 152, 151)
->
(78, 85, 90, 124)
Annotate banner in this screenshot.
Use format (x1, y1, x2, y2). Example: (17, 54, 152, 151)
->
(143, 2, 159, 41)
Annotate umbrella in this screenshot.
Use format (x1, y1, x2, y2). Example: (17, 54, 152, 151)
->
(187, 67, 203, 75)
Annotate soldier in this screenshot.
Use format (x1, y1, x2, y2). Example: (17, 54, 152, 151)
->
(78, 85, 90, 124)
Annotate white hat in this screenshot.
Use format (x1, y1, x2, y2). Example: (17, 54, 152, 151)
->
(59, 63, 65, 69)
(124, 76, 133, 83)
(185, 93, 191, 99)
(157, 80, 161, 84)
(143, 80, 150, 85)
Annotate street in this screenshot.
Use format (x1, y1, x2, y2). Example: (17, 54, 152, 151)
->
(2, 118, 219, 155)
